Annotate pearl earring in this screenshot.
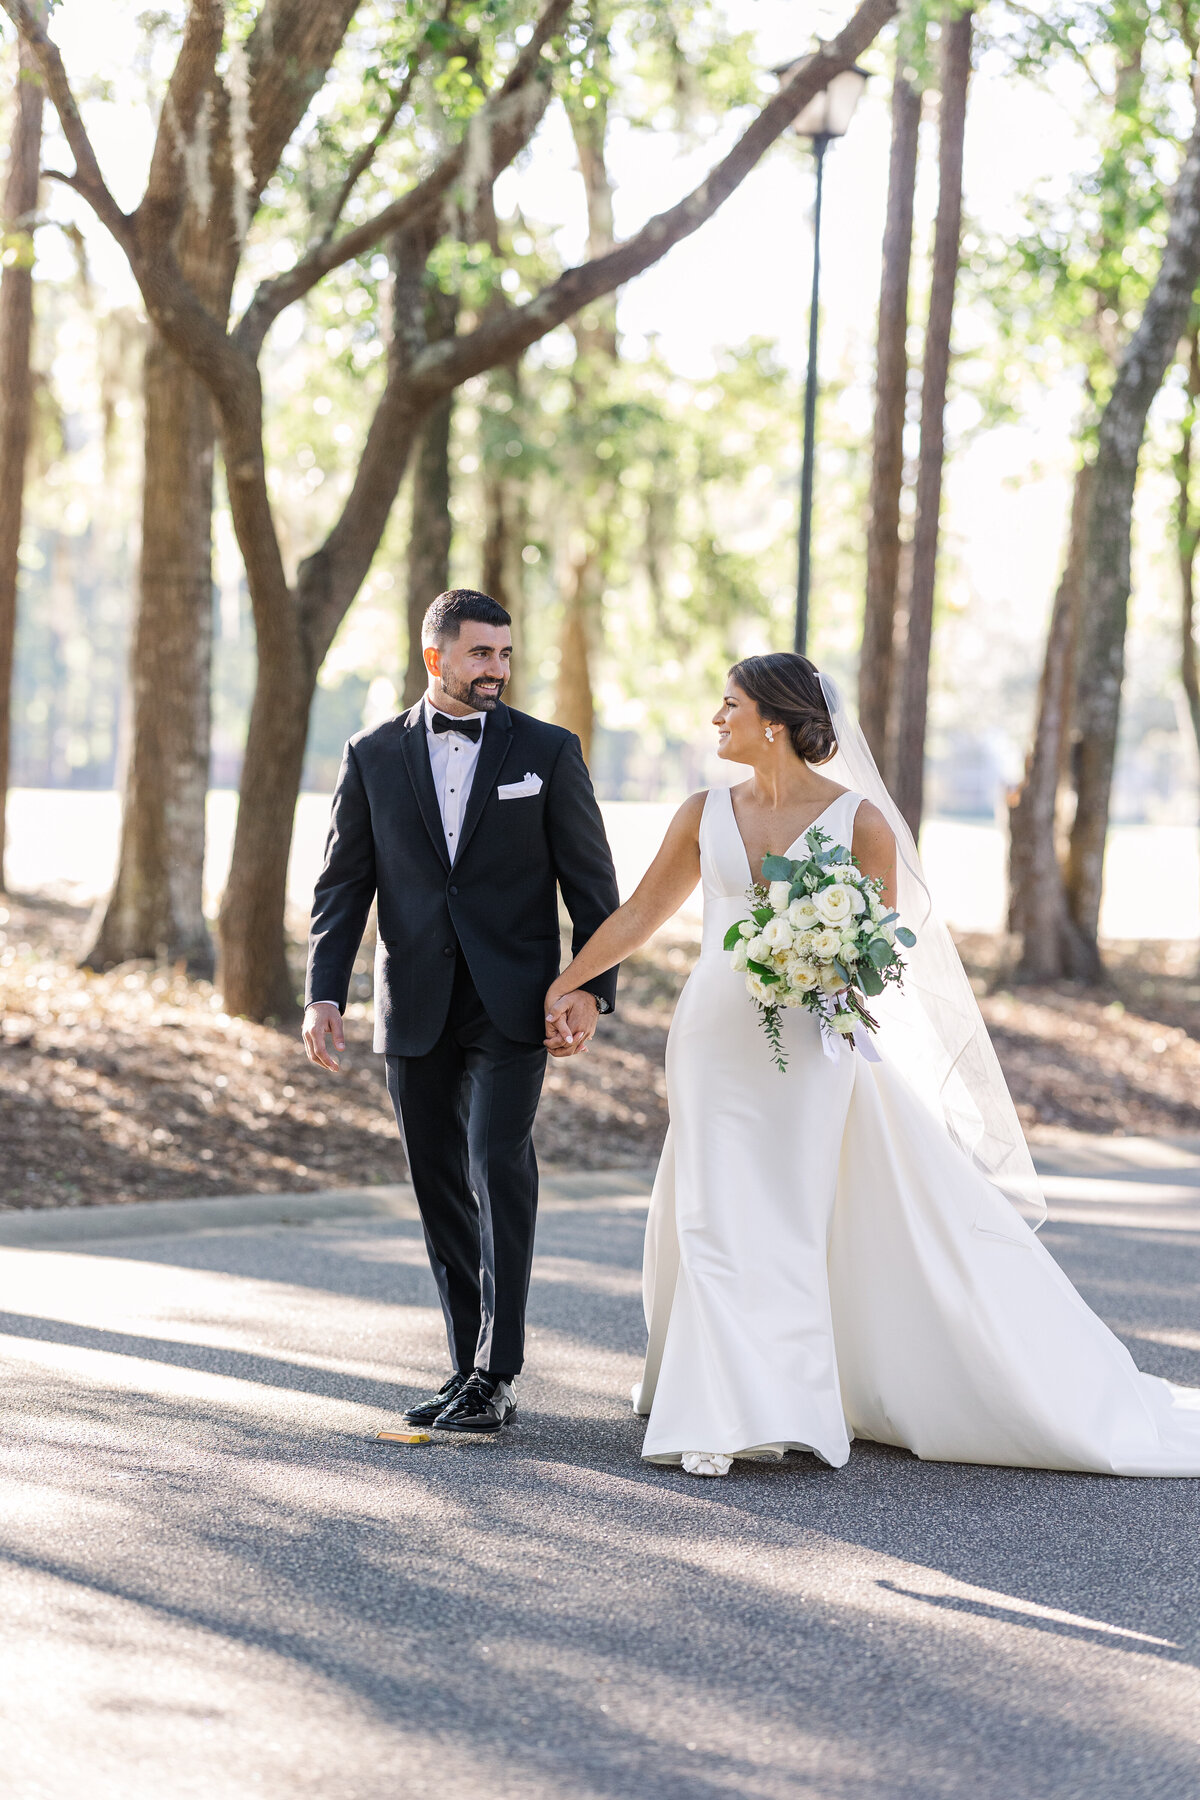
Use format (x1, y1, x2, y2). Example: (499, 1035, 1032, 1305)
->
(764, 725, 775, 744)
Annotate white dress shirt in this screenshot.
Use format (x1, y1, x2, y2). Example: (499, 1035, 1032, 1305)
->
(424, 696, 487, 861)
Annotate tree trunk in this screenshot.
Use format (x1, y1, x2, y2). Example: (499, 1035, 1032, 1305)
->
(399, 240, 459, 705)
(555, 73, 616, 761)
(859, 28, 922, 763)
(216, 617, 316, 1021)
(1174, 328, 1200, 965)
(890, 9, 971, 836)
(402, 389, 454, 706)
(1007, 462, 1092, 979)
(1182, 355, 1200, 775)
(1066, 108, 1200, 970)
(480, 366, 528, 710)
(0, 18, 44, 891)
(83, 340, 219, 972)
(83, 89, 236, 974)
(555, 547, 596, 758)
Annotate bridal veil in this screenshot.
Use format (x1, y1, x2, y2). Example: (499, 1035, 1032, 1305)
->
(817, 673, 1046, 1228)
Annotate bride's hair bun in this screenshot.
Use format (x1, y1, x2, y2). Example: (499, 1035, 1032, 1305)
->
(727, 653, 836, 765)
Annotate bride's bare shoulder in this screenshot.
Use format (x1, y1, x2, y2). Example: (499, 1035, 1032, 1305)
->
(670, 790, 711, 838)
(852, 799, 895, 853)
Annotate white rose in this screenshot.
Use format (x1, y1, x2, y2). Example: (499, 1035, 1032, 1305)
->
(768, 880, 792, 913)
(746, 934, 770, 962)
(738, 920, 757, 939)
(809, 927, 843, 963)
(731, 940, 749, 971)
(819, 964, 847, 995)
(838, 935, 860, 963)
(761, 917, 794, 952)
(788, 960, 820, 993)
(813, 883, 854, 925)
(846, 886, 867, 916)
(878, 921, 896, 945)
(781, 988, 808, 1007)
(787, 896, 817, 929)
(746, 973, 775, 1004)
(831, 1010, 858, 1035)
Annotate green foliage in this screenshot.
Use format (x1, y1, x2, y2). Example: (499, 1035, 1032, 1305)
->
(760, 854, 793, 882)
(971, 2, 1200, 431)
(8, 0, 820, 792)
(745, 959, 780, 983)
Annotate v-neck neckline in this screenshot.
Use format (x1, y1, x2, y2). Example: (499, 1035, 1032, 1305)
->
(724, 785, 846, 887)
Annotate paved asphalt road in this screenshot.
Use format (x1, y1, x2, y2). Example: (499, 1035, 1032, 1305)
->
(2, 1146, 1199, 1800)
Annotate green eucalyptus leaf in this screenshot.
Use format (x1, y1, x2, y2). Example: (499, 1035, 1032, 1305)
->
(859, 963, 884, 997)
(761, 854, 794, 882)
(895, 926, 916, 948)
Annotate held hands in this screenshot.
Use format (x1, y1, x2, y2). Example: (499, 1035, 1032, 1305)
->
(303, 1001, 345, 1071)
(544, 987, 599, 1058)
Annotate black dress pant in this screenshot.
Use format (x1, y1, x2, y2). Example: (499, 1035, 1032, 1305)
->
(385, 954, 547, 1377)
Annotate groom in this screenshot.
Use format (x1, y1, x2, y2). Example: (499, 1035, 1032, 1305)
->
(302, 589, 620, 1433)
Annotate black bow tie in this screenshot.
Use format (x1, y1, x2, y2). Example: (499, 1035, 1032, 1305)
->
(431, 712, 482, 743)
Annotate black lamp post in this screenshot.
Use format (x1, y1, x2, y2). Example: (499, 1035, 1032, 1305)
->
(774, 55, 868, 655)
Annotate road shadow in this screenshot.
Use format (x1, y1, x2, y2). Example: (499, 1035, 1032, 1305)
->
(5, 1203, 1200, 1798)
(3, 1365, 1200, 1800)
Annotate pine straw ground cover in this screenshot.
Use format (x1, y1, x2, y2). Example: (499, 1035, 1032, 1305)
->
(1, 892, 1198, 1211)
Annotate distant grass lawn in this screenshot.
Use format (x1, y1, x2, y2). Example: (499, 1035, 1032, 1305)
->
(7, 789, 1200, 940)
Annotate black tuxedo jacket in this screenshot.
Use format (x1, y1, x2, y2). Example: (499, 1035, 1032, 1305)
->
(305, 702, 621, 1055)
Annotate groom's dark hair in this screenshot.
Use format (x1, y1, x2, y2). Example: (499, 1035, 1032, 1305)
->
(422, 588, 511, 648)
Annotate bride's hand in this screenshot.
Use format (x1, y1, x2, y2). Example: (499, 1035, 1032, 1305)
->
(544, 980, 571, 1053)
(544, 983, 596, 1057)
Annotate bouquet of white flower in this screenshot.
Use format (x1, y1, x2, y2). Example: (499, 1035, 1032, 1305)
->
(724, 825, 916, 1073)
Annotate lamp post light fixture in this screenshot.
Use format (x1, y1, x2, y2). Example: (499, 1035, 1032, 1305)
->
(773, 53, 868, 655)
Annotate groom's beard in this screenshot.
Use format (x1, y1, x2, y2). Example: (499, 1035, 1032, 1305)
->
(442, 669, 508, 712)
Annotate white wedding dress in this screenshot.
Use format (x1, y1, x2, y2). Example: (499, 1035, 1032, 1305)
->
(634, 785, 1200, 1475)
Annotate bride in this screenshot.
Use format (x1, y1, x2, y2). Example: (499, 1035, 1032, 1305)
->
(544, 652, 1200, 1479)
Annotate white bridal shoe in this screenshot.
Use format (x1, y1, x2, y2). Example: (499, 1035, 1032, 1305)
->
(681, 1452, 733, 1477)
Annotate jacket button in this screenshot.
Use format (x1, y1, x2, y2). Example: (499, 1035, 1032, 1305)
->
(443, 946, 455, 957)
(449, 885, 458, 896)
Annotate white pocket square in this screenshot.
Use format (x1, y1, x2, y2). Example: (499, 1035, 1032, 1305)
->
(498, 772, 543, 799)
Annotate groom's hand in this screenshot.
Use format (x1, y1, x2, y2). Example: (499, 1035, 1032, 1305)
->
(544, 990, 599, 1058)
(303, 1001, 345, 1071)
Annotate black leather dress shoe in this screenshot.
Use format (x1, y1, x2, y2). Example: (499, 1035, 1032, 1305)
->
(434, 1372, 517, 1434)
(401, 1371, 471, 1428)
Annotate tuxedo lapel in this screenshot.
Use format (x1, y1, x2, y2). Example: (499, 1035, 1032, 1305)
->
(453, 703, 513, 863)
(399, 702, 451, 872)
